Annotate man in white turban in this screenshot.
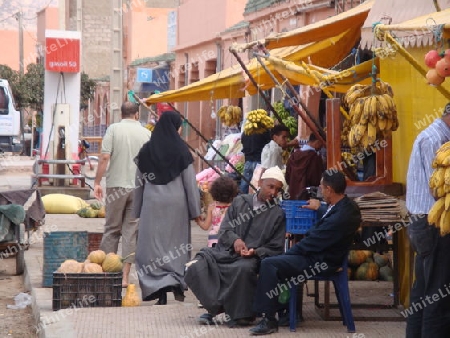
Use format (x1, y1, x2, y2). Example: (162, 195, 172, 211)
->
(185, 167, 286, 329)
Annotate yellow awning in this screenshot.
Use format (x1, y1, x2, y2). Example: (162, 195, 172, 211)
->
(263, 0, 374, 49)
(145, 66, 246, 104)
(265, 57, 377, 93)
(245, 28, 363, 95)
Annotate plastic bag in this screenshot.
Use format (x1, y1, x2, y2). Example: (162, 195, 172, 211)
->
(7, 292, 32, 309)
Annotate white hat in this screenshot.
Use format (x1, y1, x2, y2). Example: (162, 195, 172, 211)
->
(260, 166, 287, 189)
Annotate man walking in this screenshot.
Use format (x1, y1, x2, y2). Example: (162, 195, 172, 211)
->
(94, 101, 151, 288)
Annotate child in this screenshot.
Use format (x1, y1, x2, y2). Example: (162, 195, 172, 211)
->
(196, 176, 238, 247)
(260, 124, 290, 172)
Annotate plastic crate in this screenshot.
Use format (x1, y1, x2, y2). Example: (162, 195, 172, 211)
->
(42, 231, 89, 287)
(281, 200, 318, 234)
(52, 272, 122, 310)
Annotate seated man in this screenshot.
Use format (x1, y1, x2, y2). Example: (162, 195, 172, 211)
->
(250, 171, 361, 335)
(185, 166, 287, 328)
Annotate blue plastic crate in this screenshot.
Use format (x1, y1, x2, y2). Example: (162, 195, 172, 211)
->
(42, 231, 89, 287)
(281, 200, 318, 234)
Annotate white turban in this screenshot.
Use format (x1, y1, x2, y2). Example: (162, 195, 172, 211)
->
(260, 166, 287, 189)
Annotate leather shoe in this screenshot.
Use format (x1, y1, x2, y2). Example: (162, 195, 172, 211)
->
(249, 317, 278, 335)
(155, 291, 167, 305)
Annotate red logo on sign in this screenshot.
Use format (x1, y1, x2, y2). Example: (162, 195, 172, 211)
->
(45, 38, 80, 73)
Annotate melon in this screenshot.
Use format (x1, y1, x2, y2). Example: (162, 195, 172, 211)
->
(102, 253, 123, 272)
(373, 253, 389, 267)
(88, 250, 106, 264)
(57, 259, 83, 273)
(348, 250, 367, 267)
(122, 284, 141, 307)
(83, 262, 103, 273)
(379, 266, 394, 281)
(355, 262, 379, 281)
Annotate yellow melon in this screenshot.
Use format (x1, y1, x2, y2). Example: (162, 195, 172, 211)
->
(87, 250, 106, 264)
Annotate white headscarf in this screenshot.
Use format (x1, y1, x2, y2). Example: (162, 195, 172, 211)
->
(260, 166, 287, 190)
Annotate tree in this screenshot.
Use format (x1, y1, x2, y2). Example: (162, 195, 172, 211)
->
(0, 65, 22, 105)
(19, 63, 44, 110)
(80, 71, 96, 109)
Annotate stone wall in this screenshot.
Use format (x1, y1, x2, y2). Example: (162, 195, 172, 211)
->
(81, 0, 112, 78)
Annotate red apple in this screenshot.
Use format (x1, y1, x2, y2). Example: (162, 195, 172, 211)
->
(426, 69, 445, 86)
(424, 50, 441, 68)
(435, 58, 450, 77)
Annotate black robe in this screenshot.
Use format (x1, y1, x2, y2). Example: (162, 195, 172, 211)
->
(185, 194, 285, 320)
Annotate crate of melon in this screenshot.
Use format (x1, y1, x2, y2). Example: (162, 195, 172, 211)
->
(52, 251, 128, 310)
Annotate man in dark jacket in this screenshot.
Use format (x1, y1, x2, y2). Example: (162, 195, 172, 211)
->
(285, 133, 324, 200)
(250, 171, 361, 335)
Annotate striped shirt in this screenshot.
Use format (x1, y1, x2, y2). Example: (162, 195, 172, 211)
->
(406, 118, 450, 214)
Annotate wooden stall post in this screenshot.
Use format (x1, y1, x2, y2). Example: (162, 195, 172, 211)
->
(326, 98, 342, 170)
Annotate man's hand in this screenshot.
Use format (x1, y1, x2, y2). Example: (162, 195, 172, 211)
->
(241, 248, 255, 257)
(94, 184, 103, 201)
(234, 238, 247, 254)
(303, 199, 321, 211)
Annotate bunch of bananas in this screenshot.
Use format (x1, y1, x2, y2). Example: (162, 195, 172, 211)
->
(273, 101, 290, 120)
(283, 116, 298, 138)
(273, 101, 298, 138)
(217, 105, 242, 127)
(344, 81, 399, 148)
(341, 118, 351, 147)
(428, 141, 450, 236)
(243, 109, 274, 135)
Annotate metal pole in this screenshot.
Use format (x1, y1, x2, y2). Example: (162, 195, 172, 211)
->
(229, 49, 285, 126)
(253, 52, 326, 144)
(17, 11, 24, 75)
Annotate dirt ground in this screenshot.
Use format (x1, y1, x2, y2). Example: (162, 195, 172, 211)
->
(0, 256, 36, 338)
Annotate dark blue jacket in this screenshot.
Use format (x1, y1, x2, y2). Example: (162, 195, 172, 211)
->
(286, 196, 361, 275)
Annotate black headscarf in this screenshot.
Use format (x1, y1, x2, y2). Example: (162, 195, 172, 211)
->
(135, 111, 193, 185)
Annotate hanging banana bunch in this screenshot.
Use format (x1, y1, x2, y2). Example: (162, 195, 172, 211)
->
(344, 81, 399, 149)
(243, 109, 275, 135)
(217, 105, 243, 127)
(428, 141, 450, 236)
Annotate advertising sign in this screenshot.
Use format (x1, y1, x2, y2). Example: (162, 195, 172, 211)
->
(45, 37, 80, 73)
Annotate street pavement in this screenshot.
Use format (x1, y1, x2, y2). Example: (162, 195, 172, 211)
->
(1, 157, 406, 337)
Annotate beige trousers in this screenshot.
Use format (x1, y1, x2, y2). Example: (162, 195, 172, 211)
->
(100, 187, 138, 264)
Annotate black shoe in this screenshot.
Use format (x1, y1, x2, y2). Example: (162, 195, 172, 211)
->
(143, 290, 162, 302)
(198, 313, 214, 325)
(171, 285, 185, 302)
(249, 317, 278, 336)
(155, 291, 167, 305)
